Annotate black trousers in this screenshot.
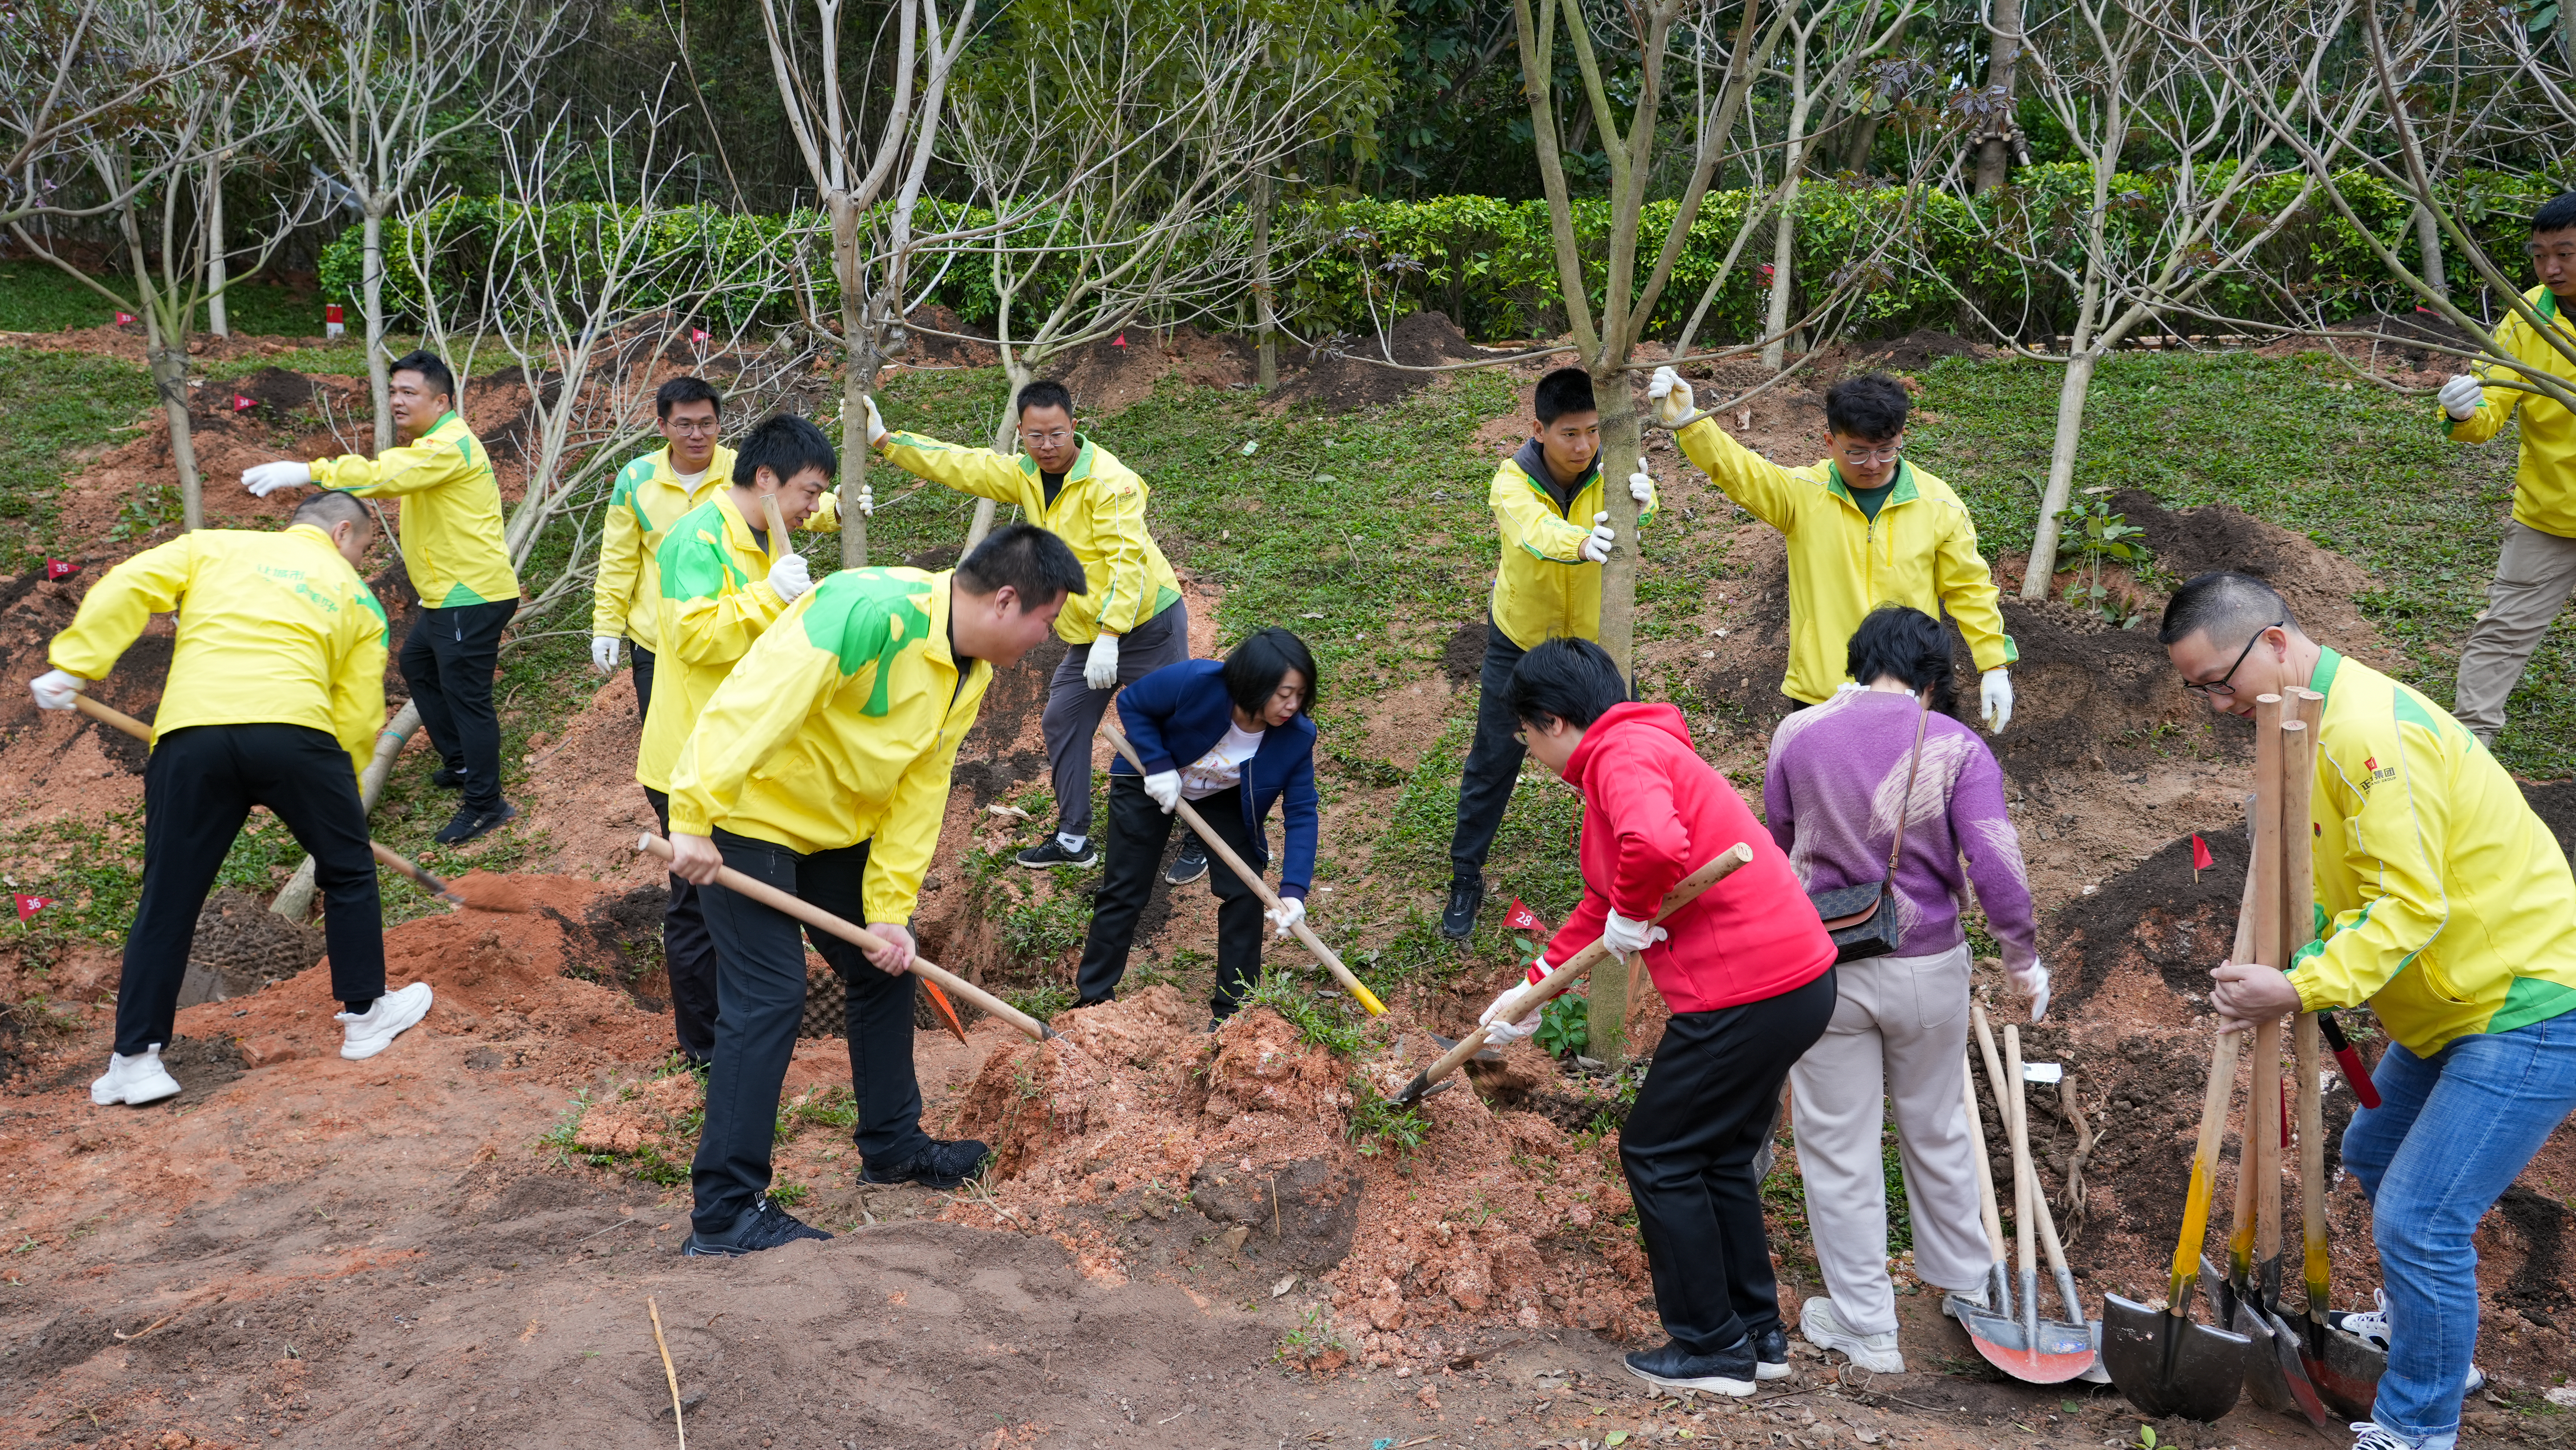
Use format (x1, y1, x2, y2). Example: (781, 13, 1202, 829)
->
(642, 787, 719, 1058)
(1041, 598, 1191, 841)
(1449, 616, 1527, 883)
(1076, 775, 1267, 1018)
(1621, 967, 1838, 1355)
(630, 641, 659, 728)
(692, 829, 924, 1233)
(118, 724, 384, 1056)
(400, 598, 517, 811)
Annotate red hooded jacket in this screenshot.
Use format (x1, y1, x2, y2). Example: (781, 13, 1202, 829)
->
(1536, 702, 1834, 1014)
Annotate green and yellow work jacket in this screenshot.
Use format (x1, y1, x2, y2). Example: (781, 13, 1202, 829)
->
(1485, 438, 1659, 652)
(312, 411, 519, 609)
(635, 492, 803, 792)
(2444, 284, 2576, 539)
(590, 443, 842, 651)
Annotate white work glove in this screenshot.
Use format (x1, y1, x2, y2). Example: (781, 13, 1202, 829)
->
(1600, 908, 1668, 963)
(1267, 896, 1306, 939)
(1646, 365, 1696, 428)
(1141, 769, 1181, 813)
(1981, 667, 2014, 733)
(2008, 958, 2051, 1023)
(243, 460, 311, 497)
(1478, 983, 1543, 1047)
(590, 636, 620, 673)
(1628, 464, 1655, 506)
(863, 394, 888, 446)
(853, 481, 874, 516)
(29, 668, 82, 711)
(1084, 631, 1121, 690)
(766, 550, 812, 603)
(2438, 374, 2484, 421)
(1579, 511, 1617, 564)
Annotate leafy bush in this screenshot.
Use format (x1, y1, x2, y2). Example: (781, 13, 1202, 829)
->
(1345, 1075, 1430, 1158)
(1240, 970, 1371, 1056)
(1535, 992, 1588, 1059)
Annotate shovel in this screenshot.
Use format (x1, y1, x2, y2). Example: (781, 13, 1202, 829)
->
(1958, 1048, 2017, 1344)
(2289, 1011, 2387, 1417)
(2102, 1021, 2252, 1420)
(1962, 1006, 2093, 1382)
(2250, 699, 2334, 1426)
(1393, 843, 1753, 1107)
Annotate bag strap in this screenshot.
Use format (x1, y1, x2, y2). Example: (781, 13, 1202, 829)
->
(1883, 688, 1932, 879)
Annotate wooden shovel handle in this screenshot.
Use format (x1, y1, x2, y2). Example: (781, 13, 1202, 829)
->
(74, 693, 153, 742)
(369, 841, 453, 899)
(2168, 834, 2263, 1316)
(761, 492, 791, 561)
(1098, 721, 1386, 1015)
(637, 834, 1051, 1041)
(1961, 1051, 2007, 1262)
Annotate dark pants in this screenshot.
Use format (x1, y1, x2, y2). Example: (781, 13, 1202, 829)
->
(1449, 617, 1526, 883)
(643, 787, 719, 1058)
(117, 724, 384, 1056)
(1622, 967, 1838, 1355)
(630, 641, 659, 727)
(1076, 775, 1267, 1018)
(400, 598, 517, 811)
(1041, 599, 1191, 842)
(692, 829, 924, 1233)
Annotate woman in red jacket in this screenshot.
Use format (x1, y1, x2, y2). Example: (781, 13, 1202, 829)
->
(1481, 638, 1838, 1395)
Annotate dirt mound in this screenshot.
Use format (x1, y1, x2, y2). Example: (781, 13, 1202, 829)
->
(898, 302, 999, 368)
(2105, 488, 2407, 673)
(514, 671, 663, 890)
(2049, 825, 2246, 1013)
(1856, 329, 1992, 371)
(1050, 323, 1254, 415)
(1276, 310, 1483, 413)
(186, 887, 324, 998)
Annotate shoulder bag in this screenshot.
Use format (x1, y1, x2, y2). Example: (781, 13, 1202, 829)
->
(1805, 689, 1930, 964)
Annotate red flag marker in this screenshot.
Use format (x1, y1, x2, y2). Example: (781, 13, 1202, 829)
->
(44, 558, 78, 581)
(690, 327, 709, 344)
(114, 311, 135, 326)
(233, 394, 256, 412)
(324, 303, 345, 338)
(13, 893, 56, 923)
(1504, 898, 1547, 935)
(2191, 832, 2213, 882)
(1112, 332, 1128, 347)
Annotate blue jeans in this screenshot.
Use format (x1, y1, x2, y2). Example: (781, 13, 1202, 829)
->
(2341, 1011, 2576, 1445)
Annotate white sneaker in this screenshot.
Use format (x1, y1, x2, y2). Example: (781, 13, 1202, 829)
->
(1800, 1296, 1906, 1374)
(92, 1044, 182, 1106)
(338, 982, 433, 1060)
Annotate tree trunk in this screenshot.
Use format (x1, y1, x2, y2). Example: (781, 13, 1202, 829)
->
(2024, 349, 2100, 599)
(1252, 170, 1278, 391)
(272, 700, 421, 919)
(147, 336, 204, 532)
(1973, 0, 2024, 194)
(205, 117, 229, 338)
(830, 193, 870, 569)
(1760, 179, 1800, 370)
(362, 204, 392, 452)
(2414, 203, 2448, 301)
(1588, 363, 1645, 1066)
(964, 344, 1039, 554)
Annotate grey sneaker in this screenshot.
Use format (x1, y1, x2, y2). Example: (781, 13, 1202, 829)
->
(1165, 838, 1209, 885)
(1015, 838, 1098, 870)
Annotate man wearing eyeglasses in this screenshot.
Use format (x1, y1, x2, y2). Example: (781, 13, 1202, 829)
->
(2440, 191, 2576, 748)
(1646, 369, 2016, 731)
(867, 378, 1188, 872)
(2160, 568, 2576, 1450)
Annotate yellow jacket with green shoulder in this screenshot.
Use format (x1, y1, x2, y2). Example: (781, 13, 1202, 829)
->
(312, 411, 520, 609)
(634, 492, 799, 792)
(2443, 284, 2576, 538)
(1674, 417, 2014, 703)
(590, 444, 845, 650)
(1486, 438, 1659, 651)
(877, 431, 1180, 644)
(665, 567, 991, 925)
(47, 525, 389, 778)
(2287, 648, 2576, 1055)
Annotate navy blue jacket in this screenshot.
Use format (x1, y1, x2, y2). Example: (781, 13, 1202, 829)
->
(1111, 658, 1318, 900)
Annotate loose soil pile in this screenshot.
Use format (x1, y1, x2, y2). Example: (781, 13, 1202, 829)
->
(1277, 310, 1488, 413)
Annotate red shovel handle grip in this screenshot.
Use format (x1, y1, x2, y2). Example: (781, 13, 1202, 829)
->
(2318, 1011, 2382, 1109)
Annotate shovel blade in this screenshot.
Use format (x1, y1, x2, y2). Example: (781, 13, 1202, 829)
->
(2233, 1296, 2296, 1414)
(2102, 1293, 2250, 1423)
(2304, 1322, 2384, 1421)
(1426, 1031, 1504, 1064)
(2264, 1308, 2334, 1428)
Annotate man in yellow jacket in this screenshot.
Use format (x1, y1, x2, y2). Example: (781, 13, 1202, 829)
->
(243, 350, 522, 846)
(662, 523, 1087, 1255)
(588, 376, 848, 722)
(867, 379, 1187, 872)
(1647, 366, 2016, 720)
(2162, 570, 2576, 1450)
(31, 493, 434, 1106)
(632, 413, 838, 1066)
(2437, 192, 2576, 746)
(1441, 367, 1659, 938)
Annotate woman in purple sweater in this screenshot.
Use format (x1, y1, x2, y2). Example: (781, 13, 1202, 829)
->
(1763, 606, 2047, 1374)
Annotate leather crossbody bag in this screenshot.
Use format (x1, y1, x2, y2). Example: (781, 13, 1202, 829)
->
(1806, 690, 1930, 964)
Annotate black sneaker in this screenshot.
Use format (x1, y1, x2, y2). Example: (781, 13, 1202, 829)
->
(1439, 876, 1484, 940)
(860, 1138, 990, 1190)
(434, 801, 518, 845)
(1625, 1336, 1760, 1397)
(1015, 838, 1098, 870)
(430, 767, 465, 790)
(682, 1197, 832, 1257)
(1166, 839, 1209, 885)
(1752, 1324, 1792, 1381)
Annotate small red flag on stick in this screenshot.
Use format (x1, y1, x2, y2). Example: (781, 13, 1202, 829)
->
(2191, 833, 2214, 883)
(13, 893, 57, 923)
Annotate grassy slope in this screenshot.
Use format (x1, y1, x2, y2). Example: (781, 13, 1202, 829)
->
(0, 260, 323, 338)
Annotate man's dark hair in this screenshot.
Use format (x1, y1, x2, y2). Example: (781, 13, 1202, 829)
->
(1016, 379, 1075, 418)
(387, 350, 457, 407)
(1846, 606, 1956, 717)
(732, 413, 837, 488)
(656, 375, 723, 419)
(1534, 368, 1597, 426)
(957, 522, 1087, 604)
(1507, 636, 1631, 731)
(2157, 570, 2300, 650)
(1824, 373, 1910, 442)
(1223, 628, 1319, 718)
(2533, 191, 2576, 235)
(291, 490, 371, 532)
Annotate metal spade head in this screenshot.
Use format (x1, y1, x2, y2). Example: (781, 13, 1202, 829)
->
(2298, 1317, 2385, 1421)
(2233, 1291, 2293, 1414)
(2103, 1289, 2251, 1422)
(2263, 1304, 2334, 1427)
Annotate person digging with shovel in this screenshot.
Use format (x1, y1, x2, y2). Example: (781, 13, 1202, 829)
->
(2162, 570, 2576, 1450)
(1477, 637, 1836, 1395)
(661, 524, 1085, 1255)
(32, 492, 434, 1103)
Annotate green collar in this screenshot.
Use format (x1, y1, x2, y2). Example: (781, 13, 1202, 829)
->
(432, 410, 461, 431)
(1828, 459, 1918, 511)
(2310, 646, 2343, 700)
(2544, 290, 2561, 324)
(1016, 435, 1096, 488)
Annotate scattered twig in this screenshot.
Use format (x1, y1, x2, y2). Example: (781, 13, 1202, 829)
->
(579, 1215, 640, 1243)
(1156, 1404, 1192, 1425)
(113, 1312, 175, 1341)
(2059, 1070, 2094, 1243)
(648, 1296, 686, 1450)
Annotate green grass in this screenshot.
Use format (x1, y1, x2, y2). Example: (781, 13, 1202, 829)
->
(0, 347, 156, 568)
(0, 260, 328, 337)
(1239, 969, 1372, 1056)
(1344, 1074, 1430, 1158)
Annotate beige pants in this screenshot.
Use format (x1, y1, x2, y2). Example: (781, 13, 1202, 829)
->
(2454, 519, 2576, 741)
(1787, 943, 1994, 1338)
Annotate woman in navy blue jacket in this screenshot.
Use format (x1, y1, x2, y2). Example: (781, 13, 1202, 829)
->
(1075, 628, 1319, 1028)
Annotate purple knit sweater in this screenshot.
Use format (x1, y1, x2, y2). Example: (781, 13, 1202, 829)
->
(1763, 686, 2037, 969)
